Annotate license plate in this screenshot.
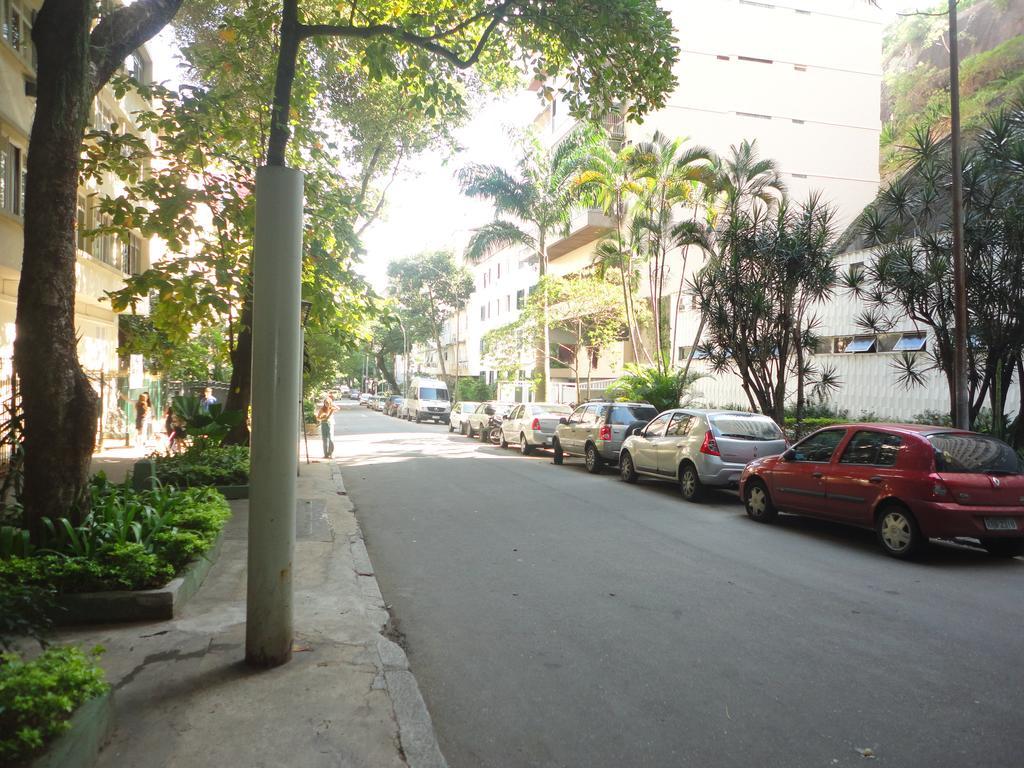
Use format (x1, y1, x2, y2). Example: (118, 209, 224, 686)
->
(984, 517, 1019, 531)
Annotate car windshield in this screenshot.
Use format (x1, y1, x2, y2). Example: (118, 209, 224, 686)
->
(419, 388, 449, 401)
(608, 405, 658, 425)
(928, 433, 1022, 475)
(710, 414, 784, 440)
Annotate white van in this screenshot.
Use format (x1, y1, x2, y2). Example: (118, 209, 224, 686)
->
(406, 377, 452, 424)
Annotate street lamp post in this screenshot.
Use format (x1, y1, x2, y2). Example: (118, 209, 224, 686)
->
(396, 313, 410, 397)
(246, 166, 303, 669)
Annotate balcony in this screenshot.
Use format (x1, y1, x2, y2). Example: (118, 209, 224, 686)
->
(547, 208, 613, 261)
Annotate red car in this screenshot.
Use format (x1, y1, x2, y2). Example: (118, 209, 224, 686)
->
(738, 424, 1024, 559)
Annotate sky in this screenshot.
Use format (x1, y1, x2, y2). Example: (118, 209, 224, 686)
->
(147, 1, 928, 293)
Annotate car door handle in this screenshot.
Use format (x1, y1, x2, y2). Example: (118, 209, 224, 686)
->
(869, 476, 883, 484)
(812, 472, 824, 479)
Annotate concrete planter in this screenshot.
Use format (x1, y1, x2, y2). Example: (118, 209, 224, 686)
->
(29, 690, 114, 768)
(215, 484, 249, 499)
(53, 526, 226, 625)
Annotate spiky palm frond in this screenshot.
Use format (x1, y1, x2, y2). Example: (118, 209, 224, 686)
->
(890, 351, 930, 390)
(464, 220, 536, 264)
(457, 164, 535, 221)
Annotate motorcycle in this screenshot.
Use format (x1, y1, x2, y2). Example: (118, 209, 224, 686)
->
(482, 412, 506, 446)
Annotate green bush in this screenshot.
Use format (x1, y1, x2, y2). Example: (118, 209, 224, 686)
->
(153, 443, 250, 487)
(0, 482, 231, 593)
(0, 581, 54, 650)
(0, 647, 108, 764)
(610, 365, 703, 413)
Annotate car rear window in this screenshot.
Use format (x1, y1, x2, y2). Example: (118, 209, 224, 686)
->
(608, 405, 658, 425)
(532, 404, 572, 416)
(928, 433, 1022, 474)
(710, 415, 784, 440)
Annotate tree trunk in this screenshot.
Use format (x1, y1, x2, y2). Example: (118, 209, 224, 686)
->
(375, 348, 399, 392)
(15, 5, 96, 531)
(224, 298, 254, 444)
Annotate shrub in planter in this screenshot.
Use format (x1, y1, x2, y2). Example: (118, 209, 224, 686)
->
(0, 647, 108, 765)
(0, 480, 231, 593)
(153, 442, 250, 488)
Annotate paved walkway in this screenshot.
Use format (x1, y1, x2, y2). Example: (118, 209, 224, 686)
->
(61, 447, 445, 768)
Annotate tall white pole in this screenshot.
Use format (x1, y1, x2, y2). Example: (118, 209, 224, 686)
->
(246, 166, 303, 668)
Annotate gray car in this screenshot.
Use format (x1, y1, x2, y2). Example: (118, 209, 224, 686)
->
(552, 401, 659, 473)
(619, 409, 787, 501)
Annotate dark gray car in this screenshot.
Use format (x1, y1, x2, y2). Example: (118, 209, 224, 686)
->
(552, 401, 659, 473)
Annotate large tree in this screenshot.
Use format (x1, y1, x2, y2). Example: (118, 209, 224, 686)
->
(386, 251, 474, 385)
(16, 0, 183, 531)
(845, 106, 1024, 441)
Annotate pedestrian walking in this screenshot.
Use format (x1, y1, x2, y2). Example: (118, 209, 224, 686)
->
(135, 393, 153, 449)
(317, 394, 338, 459)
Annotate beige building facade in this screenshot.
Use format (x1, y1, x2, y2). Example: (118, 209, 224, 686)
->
(0, 2, 155, 378)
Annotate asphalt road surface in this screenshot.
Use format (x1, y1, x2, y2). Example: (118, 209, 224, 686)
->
(334, 404, 1023, 768)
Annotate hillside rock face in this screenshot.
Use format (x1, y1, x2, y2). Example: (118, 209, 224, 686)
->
(878, 0, 1024, 175)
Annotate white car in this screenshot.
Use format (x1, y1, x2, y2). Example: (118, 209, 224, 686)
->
(358, 393, 372, 406)
(499, 402, 573, 454)
(448, 401, 480, 433)
(463, 401, 515, 441)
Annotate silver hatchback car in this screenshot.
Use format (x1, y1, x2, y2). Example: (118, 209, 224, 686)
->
(619, 409, 787, 501)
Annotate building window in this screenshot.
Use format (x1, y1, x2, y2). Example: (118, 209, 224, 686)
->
(516, 289, 525, 309)
(0, 140, 23, 217)
(794, 64, 807, 72)
(480, 306, 485, 321)
(497, 263, 501, 279)
(76, 195, 89, 253)
(506, 295, 511, 312)
(589, 348, 599, 368)
(717, 55, 730, 61)
(849, 261, 865, 278)
(893, 333, 926, 352)
(738, 55, 773, 65)
(737, 111, 772, 120)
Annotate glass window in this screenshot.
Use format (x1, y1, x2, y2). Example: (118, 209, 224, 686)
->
(582, 405, 602, 425)
(568, 406, 587, 424)
(791, 430, 845, 463)
(509, 406, 522, 420)
(844, 337, 876, 353)
(893, 334, 926, 352)
(643, 412, 672, 437)
(608, 404, 658, 425)
(667, 413, 694, 437)
(928, 433, 1021, 474)
(710, 414, 784, 441)
(840, 431, 903, 466)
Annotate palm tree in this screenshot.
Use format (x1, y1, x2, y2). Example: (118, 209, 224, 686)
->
(458, 125, 600, 399)
(627, 132, 716, 371)
(573, 139, 649, 362)
(676, 139, 785, 379)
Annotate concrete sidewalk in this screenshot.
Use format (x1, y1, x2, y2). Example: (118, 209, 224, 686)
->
(60, 455, 446, 768)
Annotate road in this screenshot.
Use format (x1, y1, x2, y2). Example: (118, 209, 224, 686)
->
(333, 404, 1024, 768)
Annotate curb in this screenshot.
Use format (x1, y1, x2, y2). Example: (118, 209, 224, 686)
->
(334, 465, 447, 768)
(53, 525, 227, 625)
(30, 690, 114, 768)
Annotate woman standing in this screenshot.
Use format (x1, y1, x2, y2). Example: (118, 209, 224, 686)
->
(317, 394, 338, 459)
(135, 393, 152, 449)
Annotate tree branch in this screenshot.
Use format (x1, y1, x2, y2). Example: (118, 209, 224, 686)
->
(89, 0, 183, 94)
(299, 2, 512, 69)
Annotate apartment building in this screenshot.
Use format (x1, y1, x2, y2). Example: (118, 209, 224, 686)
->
(396, 244, 540, 400)
(0, 2, 156, 378)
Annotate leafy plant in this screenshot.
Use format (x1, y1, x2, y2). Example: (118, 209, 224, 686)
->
(0, 647, 108, 764)
(0, 581, 54, 650)
(0, 480, 231, 593)
(611, 364, 703, 413)
(171, 395, 244, 446)
(153, 443, 250, 488)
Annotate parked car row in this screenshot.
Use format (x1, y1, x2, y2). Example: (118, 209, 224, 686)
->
(447, 398, 1024, 561)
